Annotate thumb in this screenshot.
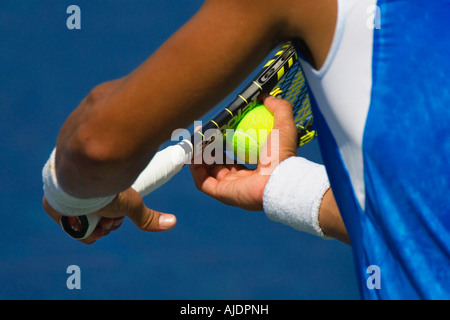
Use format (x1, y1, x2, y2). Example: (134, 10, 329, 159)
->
(115, 188, 177, 232)
(130, 207, 177, 232)
(258, 95, 298, 171)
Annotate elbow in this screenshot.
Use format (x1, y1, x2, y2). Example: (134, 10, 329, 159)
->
(65, 80, 125, 166)
(56, 80, 141, 197)
(57, 125, 133, 197)
(83, 80, 119, 108)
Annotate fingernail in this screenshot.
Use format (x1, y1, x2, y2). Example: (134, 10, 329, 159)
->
(159, 214, 176, 228)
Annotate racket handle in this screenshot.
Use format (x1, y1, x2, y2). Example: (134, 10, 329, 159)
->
(132, 139, 193, 197)
(60, 139, 193, 239)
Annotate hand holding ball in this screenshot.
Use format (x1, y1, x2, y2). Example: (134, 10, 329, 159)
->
(230, 104, 274, 164)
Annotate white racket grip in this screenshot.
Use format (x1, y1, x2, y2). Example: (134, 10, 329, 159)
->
(131, 139, 193, 197)
(82, 214, 101, 238)
(61, 139, 193, 240)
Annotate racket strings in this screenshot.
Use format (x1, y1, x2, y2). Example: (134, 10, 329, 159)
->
(269, 60, 316, 147)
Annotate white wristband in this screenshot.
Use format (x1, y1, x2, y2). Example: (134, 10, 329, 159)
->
(42, 148, 116, 216)
(263, 157, 332, 239)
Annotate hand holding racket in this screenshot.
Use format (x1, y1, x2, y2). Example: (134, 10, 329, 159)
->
(60, 42, 316, 240)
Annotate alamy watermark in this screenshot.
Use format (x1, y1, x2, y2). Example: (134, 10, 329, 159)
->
(66, 5, 81, 30)
(366, 265, 381, 290)
(171, 123, 281, 175)
(66, 4, 381, 31)
(66, 265, 81, 290)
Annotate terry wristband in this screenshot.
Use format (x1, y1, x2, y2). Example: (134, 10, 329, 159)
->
(263, 156, 332, 239)
(42, 148, 116, 216)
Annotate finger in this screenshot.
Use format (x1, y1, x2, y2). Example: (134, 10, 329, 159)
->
(111, 216, 125, 230)
(190, 163, 221, 197)
(204, 151, 247, 173)
(189, 160, 211, 188)
(77, 216, 124, 244)
(259, 96, 298, 168)
(190, 149, 245, 184)
(99, 216, 124, 234)
(44, 194, 126, 244)
(42, 196, 63, 224)
(264, 95, 298, 153)
(130, 207, 177, 232)
(44, 196, 98, 244)
(207, 163, 233, 180)
(190, 162, 232, 198)
(68, 217, 105, 245)
(114, 188, 177, 232)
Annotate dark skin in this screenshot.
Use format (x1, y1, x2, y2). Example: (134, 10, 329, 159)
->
(43, 0, 350, 245)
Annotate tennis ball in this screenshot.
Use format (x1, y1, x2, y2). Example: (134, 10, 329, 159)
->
(230, 104, 274, 164)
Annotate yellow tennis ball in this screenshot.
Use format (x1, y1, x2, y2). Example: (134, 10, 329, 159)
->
(231, 104, 274, 164)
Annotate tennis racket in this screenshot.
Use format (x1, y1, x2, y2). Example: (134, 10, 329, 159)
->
(60, 42, 316, 239)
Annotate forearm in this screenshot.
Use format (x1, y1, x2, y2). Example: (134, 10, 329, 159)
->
(318, 188, 350, 244)
(52, 0, 337, 199)
(54, 78, 147, 198)
(263, 157, 349, 244)
(54, 1, 285, 198)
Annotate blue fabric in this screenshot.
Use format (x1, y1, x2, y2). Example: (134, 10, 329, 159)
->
(362, 0, 450, 299)
(308, 91, 371, 297)
(309, 0, 450, 299)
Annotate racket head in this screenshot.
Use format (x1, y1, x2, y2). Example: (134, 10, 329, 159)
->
(268, 51, 315, 147)
(193, 42, 315, 158)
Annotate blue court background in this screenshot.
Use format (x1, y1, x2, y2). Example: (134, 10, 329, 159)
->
(0, 1, 359, 299)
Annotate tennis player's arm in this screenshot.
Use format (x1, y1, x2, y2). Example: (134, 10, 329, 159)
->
(54, 0, 337, 199)
(319, 189, 350, 244)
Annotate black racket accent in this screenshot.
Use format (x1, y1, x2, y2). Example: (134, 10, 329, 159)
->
(60, 215, 91, 239)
